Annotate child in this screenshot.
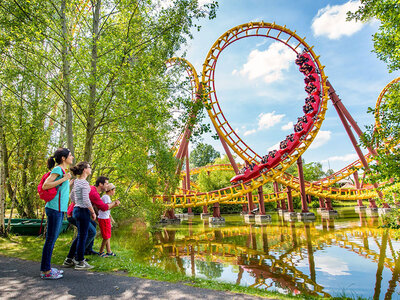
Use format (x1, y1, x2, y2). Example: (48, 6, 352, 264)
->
(98, 183, 117, 257)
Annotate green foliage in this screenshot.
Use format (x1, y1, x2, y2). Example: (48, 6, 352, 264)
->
(348, 0, 400, 72)
(197, 155, 235, 192)
(285, 159, 330, 181)
(0, 0, 219, 222)
(359, 82, 400, 183)
(189, 143, 220, 168)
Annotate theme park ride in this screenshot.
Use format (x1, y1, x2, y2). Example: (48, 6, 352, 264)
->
(157, 22, 397, 222)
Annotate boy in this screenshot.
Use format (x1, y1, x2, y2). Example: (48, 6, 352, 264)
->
(98, 183, 117, 257)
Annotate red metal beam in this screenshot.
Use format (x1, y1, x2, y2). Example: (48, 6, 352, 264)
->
(297, 157, 309, 213)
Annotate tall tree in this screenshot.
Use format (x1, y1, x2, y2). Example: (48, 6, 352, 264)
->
(189, 143, 220, 168)
(0, 0, 218, 222)
(348, 1, 400, 183)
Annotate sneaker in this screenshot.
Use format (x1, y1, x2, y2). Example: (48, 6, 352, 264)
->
(62, 258, 76, 268)
(74, 260, 94, 270)
(51, 267, 64, 274)
(40, 269, 63, 280)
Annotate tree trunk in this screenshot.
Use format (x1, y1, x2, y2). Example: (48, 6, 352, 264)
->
(84, 0, 101, 163)
(61, 0, 74, 157)
(0, 92, 5, 236)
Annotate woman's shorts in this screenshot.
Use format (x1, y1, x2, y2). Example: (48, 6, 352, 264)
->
(98, 218, 111, 239)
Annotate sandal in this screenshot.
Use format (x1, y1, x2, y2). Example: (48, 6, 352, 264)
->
(106, 252, 116, 257)
(99, 252, 107, 257)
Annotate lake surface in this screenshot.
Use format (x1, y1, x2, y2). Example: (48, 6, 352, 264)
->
(112, 208, 400, 299)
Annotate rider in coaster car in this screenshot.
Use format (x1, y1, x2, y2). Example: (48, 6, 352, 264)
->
(261, 154, 269, 164)
(287, 134, 295, 142)
(300, 63, 314, 75)
(280, 139, 288, 149)
(304, 73, 318, 84)
(303, 103, 313, 114)
(305, 82, 318, 94)
(268, 150, 277, 158)
(294, 122, 303, 132)
(295, 54, 309, 66)
(305, 95, 316, 104)
(249, 162, 256, 171)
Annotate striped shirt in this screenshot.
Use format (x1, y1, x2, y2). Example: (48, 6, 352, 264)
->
(71, 179, 92, 209)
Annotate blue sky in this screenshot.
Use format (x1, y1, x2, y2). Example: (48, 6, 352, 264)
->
(178, 0, 398, 172)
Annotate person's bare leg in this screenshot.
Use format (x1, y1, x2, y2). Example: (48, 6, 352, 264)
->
(100, 239, 107, 253)
(106, 239, 111, 253)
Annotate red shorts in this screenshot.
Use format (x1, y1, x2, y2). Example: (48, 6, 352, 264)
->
(98, 218, 111, 239)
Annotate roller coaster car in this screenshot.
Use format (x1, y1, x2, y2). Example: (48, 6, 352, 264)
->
(295, 54, 309, 66)
(304, 72, 320, 85)
(299, 63, 315, 75)
(265, 150, 282, 169)
(230, 164, 262, 184)
(295, 52, 312, 65)
(301, 115, 315, 133)
(304, 82, 320, 95)
(285, 133, 301, 153)
(303, 102, 318, 117)
(305, 94, 320, 106)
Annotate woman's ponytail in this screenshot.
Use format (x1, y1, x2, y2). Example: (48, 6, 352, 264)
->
(47, 148, 71, 170)
(47, 156, 56, 170)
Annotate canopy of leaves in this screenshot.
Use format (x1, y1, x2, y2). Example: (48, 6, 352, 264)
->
(189, 142, 220, 168)
(0, 0, 218, 223)
(348, 0, 400, 72)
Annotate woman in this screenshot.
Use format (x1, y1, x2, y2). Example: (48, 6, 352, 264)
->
(63, 161, 96, 270)
(40, 148, 73, 279)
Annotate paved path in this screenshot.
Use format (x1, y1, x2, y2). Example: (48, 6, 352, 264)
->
(0, 256, 273, 299)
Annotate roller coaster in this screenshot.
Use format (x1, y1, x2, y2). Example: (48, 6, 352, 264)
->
(158, 22, 398, 217)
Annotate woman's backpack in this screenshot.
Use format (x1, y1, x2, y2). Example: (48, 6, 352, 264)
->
(37, 169, 65, 202)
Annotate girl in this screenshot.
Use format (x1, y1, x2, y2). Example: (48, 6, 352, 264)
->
(40, 148, 73, 279)
(64, 161, 96, 270)
(98, 183, 117, 257)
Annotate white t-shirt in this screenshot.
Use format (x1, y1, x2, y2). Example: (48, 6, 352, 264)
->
(98, 194, 111, 219)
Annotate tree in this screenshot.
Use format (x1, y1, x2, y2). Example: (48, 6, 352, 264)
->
(348, 0, 400, 72)
(189, 143, 220, 168)
(348, 1, 400, 183)
(285, 159, 328, 181)
(196, 155, 234, 191)
(359, 82, 400, 183)
(0, 0, 219, 228)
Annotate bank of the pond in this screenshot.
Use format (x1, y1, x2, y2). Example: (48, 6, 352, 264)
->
(0, 233, 302, 300)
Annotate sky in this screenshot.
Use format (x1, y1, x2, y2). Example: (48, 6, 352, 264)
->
(177, 0, 399, 172)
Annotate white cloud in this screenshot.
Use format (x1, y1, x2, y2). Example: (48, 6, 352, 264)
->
(232, 69, 238, 75)
(321, 153, 359, 163)
(309, 130, 331, 149)
(198, 0, 213, 6)
(281, 121, 294, 131)
(258, 111, 285, 130)
(244, 129, 257, 136)
(240, 111, 285, 137)
(314, 256, 351, 276)
(239, 42, 296, 83)
(312, 1, 364, 39)
(267, 142, 280, 152)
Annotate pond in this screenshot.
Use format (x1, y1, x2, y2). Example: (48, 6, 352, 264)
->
(112, 208, 400, 299)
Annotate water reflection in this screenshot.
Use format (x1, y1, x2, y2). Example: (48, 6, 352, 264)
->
(115, 208, 400, 298)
